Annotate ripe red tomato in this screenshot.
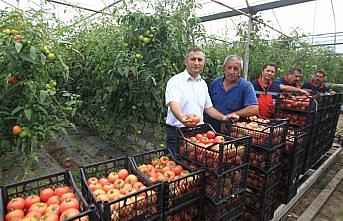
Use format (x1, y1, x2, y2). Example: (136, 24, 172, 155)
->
(59, 208, 80, 221)
(46, 204, 60, 216)
(188, 114, 200, 124)
(54, 186, 71, 197)
(40, 213, 59, 221)
(117, 169, 129, 180)
(59, 198, 80, 213)
(60, 192, 76, 202)
(28, 202, 48, 215)
(172, 165, 183, 175)
(25, 195, 41, 208)
(195, 133, 203, 141)
(5, 209, 24, 221)
(46, 195, 60, 205)
(206, 130, 216, 139)
(7, 197, 25, 211)
(40, 188, 54, 202)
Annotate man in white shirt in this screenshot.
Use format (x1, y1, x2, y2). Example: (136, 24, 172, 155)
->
(165, 47, 238, 154)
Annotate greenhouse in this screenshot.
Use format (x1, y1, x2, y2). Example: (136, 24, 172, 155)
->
(1, 0, 343, 220)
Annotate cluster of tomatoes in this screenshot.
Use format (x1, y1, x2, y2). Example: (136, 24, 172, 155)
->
(276, 111, 306, 126)
(86, 169, 157, 221)
(249, 148, 282, 170)
(279, 95, 311, 111)
(180, 130, 245, 172)
(247, 167, 279, 190)
(137, 155, 191, 183)
(231, 121, 284, 146)
(5, 185, 86, 221)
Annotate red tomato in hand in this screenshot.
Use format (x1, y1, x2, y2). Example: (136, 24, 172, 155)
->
(7, 197, 25, 211)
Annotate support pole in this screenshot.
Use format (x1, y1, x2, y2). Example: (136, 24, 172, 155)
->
(243, 16, 253, 80)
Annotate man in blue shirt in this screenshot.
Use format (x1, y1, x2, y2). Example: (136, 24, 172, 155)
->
(205, 55, 259, 133)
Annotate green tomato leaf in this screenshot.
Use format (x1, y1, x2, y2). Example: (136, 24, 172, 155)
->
(24, 109, 32, 121)
(11, 106, 23, 115)
(15, 42, 23, 53)
(29, 46, 37, 60)
(19, 54, 36, 64)
(39, 90, 47, 103)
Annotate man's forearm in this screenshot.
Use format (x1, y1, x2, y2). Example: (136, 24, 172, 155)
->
(169, 101, 184, 122)
(232, 105, 259, 118)
(204, 107, 226, 121)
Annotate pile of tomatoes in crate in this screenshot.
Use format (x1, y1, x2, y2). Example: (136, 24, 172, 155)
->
(86, 169, 157, 221)
(278, 95, 311, 111)
(5, 185, 86, 221)
(136, 155, 191, 183)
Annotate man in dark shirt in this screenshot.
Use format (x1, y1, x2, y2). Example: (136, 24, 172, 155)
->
(302, 70, 330, 94)
(276, 67, 303, 88)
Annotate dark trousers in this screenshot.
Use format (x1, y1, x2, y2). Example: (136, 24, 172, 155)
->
(166, 125, 178, 157)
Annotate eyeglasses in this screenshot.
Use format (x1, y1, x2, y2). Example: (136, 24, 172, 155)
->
(224, 66, 240, 72)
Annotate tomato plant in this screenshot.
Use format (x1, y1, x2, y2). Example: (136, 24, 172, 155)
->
(0, 9, 81, 175)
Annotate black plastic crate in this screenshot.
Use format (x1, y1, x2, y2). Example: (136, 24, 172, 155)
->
(177, 124, 251, 175)
(275, 109, 313, 127)
(249, 144, 283, 171)
(227, 119, 288, 149)
(281, 164, 302, 187)
(278, 183, 298, 204)
(245, 183, 278, 210)
(205, 164, 248, 202)
(247, 165, 281, 191)
(80, 156, 163, 221)
(130, 149, 205, 212)
(282, 150, 304, 170)
(243, 203, 276, 221)
(204, 194, 244, 221)
(0, 170, 97, 221)
(162, 197, 203, 221)
(285, 126, 308, 154)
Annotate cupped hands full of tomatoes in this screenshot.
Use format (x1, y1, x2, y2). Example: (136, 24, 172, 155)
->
(4, 185, 88, 221)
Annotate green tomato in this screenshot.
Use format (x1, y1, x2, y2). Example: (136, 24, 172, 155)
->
(47, 53, 56, 61)
(159, 144, 165, 148)
(135, 54, 142, 59)
(10, 29, 19, 35)
(148, 34, 154, 38)
(142, 37, 151, 43)
(138, 35, 144, 41)
(49, 80, 57, 87)
(132, 105, 137, 110)
(137, 130, 142, 135)
(19, 131, 28, 138)
(2, 29, 11, 35)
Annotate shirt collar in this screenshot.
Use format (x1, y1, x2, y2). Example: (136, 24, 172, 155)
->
(182, 69, 202, 81)
(220, 77, 242, 91)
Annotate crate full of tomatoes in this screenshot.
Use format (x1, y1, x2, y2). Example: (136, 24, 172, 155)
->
(0, 170, 96, 221)
(276, 94, 328, 112)
(130, 148, 205, 213)
(285, 126, 308, 154)
(227, 116, 288, 149)
(80, 156, 163, 221)
(177, 124, 251, 175)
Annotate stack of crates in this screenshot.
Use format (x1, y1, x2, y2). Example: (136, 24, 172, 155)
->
(177, 124, 250, 221)
(274, 93, 325, 172)
(278, 126, 307, 204)
(227, 117, 288, 221)
(131, 148, 205, 221)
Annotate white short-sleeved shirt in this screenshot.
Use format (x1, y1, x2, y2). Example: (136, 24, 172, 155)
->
(165, 69, 213, 128)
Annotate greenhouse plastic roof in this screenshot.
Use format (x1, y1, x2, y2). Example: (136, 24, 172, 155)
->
(1, 0, 343, 52)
